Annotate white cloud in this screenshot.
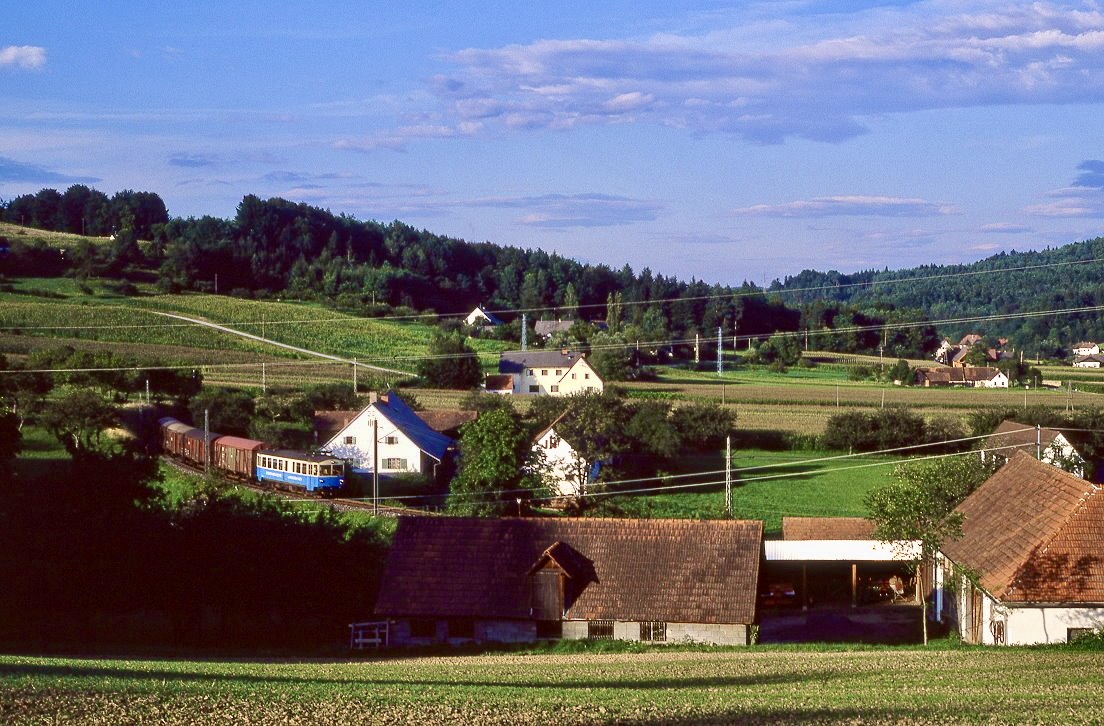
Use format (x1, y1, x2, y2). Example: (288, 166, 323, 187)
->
(0, 45, 46, 70)
(734, 195, 955, 218)
(345, 2, 1104, 147)
(979, 222, 1033, 233)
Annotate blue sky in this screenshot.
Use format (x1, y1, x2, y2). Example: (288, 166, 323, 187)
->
(5, 1, 1104, 285)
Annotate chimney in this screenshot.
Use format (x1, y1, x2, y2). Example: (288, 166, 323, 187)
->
(368, 392, 378, 404)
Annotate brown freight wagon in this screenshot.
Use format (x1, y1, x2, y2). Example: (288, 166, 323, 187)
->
(212, 435, 265, 479)
(159, 417, 193, 459)
(182, 427, 219, 468)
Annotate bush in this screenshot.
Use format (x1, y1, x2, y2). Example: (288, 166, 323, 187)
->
(822, 407, 926, 452)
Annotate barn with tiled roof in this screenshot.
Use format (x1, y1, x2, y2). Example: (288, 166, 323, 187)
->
(373, 516, 763, 646)
(937, 452, 1104, 645)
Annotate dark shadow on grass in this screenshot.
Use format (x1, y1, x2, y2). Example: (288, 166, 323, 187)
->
(0, 662, 848, 691)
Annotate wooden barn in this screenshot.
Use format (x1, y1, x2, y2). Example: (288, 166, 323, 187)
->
(372, 517, 763, 646)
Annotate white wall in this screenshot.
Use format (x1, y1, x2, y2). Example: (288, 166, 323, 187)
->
(323, 408, 428, 474)
(561, 620, 749, 645)
(534, 427, 587, 497)
(510, 357, 603, 395)
(1004, 606, 1104, 645)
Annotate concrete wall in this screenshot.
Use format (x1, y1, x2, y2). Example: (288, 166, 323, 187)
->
(389, 618, 536, 646)
(562, 620, 750, 646)
(510, 358, 603, 396)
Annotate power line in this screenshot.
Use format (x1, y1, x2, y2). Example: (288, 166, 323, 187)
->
(5, 252, 1104, 332)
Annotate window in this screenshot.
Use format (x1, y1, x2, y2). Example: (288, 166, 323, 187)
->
(382, 457, 407, 470)
(551, 385, 559, 393)
(541, 369, 548, 376)
(447, 618, 475, 639)
(571, 373, 577, 380)
(548, 435, 560, 449)
(587, 620, 614, 640)
(384, 435, 398, 445)
(344, 435, 356, 445)
(584, 373, 590, 379)
(529, 384, 539, 393)
(526, 368, 534, 377)
(1068, 627, 1096, 642)
(409, 619, 436, 638)
(640, 621, 667, 642)
(555, 369, 562, 375)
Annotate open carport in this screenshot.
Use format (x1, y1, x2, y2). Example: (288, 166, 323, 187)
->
(758, 517, 922, 644)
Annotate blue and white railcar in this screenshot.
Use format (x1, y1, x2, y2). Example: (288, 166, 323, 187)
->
(255, 450, 345, 493)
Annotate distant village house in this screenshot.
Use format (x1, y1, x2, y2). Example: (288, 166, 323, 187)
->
(496, 350, 604, 396)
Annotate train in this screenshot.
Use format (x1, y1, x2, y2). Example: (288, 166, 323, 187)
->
(159, 417, 345, 494)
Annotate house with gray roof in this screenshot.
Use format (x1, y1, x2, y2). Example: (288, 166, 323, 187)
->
(497, 349, 603, 395)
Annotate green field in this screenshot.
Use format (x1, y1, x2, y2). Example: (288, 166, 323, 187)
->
(615, 449, 902, 531)
(2, 648, 1102, 724)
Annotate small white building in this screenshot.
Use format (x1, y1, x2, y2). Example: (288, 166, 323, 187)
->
(1072, 341, 1100, 356)
(497, 350, 604, 396)
(320, 392, 455, 479)
(532, 416, 601, 498)
(979, 419, 1085, 478)
(938, 453, 1104, 645)
(464, 305, 503, 327)
(1072, 353, 1104, 368)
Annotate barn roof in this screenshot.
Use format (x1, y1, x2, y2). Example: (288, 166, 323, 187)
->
(981, 420, 1066, 457)
(782, 517, 876, 541)
(941, 452, 1104, 603)
(375, 517, 763, 624)
(499, 349, 584, 373)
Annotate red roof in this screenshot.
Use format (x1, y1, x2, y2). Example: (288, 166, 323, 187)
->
(783, 517, 876, 540)
(375, 517, 763, 624)
(942, 452, 1104, 603)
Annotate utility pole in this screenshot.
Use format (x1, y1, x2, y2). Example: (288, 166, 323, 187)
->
(521, 313, 528, 351)
(695, 334, 700, 364)
(353, 357, 358, 393)
(716, 326, 723, 375)
(804, 329, 809, 351)
(725, 435, 732, 516)
(1036, 424, 1042, 460)
(145, 378, 150, 406)
(373, 417, 379, 515)
(203, 409, 210, 476)
(836, 384, 840, 408)
(214, 273, 218, 294)
(262, 362, 267, 393)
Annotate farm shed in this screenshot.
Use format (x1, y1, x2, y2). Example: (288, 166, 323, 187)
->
(373, 517, 763, 646)
(762, 517, 920, 609)
(937, 452, 1104, 645)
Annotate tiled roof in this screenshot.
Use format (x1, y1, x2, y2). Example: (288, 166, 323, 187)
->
(416, 409, 478, 434)
(916, 366, 1002, 384)
(534, 320, 575, 336)
(981, 420, 1063, 456)
(782, 517, 876, 541)
(375, 517, 763, 624)
(1073, 354, 1104, 365)
(499, 349, 582, 373)
(313, 410, 358, 442)
(941, 452, 1104, 603)
(484, 374, 514, 391)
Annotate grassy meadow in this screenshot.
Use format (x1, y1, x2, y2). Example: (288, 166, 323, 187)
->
(611, 449, 902, 530)
(2, 647, 1103, 724)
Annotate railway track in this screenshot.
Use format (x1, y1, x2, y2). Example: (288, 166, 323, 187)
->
(161, 456, 436, 517)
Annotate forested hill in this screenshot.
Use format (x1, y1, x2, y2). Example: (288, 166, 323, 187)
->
(769, 238, 1104, 352)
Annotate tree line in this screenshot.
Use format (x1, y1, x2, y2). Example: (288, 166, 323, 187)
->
(2, 187, 943, 358)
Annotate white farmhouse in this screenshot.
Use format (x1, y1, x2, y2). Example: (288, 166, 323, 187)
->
(1072, 341, 1100, 356)
(979, 419, 1085, 478)
(464, 305, 503, 327)
(1073, 354, 1104, 368)
(497, 350, 603, 396)
(937, 453, 1104, 645)
(532, 416, 601, 499)
(320, 392, 455, 479)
